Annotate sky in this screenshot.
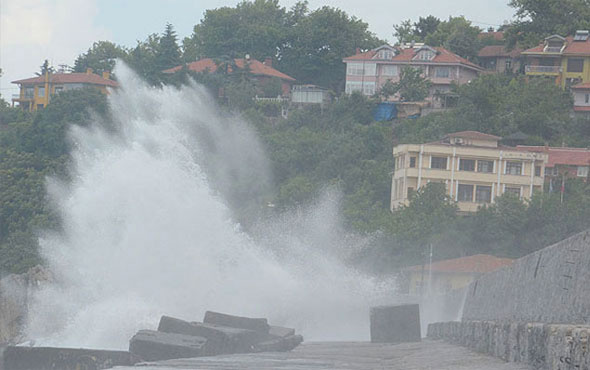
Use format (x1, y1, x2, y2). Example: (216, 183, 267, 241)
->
(0, 0, 515, 99)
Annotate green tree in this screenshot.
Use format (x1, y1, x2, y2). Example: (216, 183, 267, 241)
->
(393, 20, 415, 44)
(425, 16, 482, 61)
(413, 16, 441, 40)
(506, 0, 590, 48)
(73, 41, 128, 75)
(157, 23, 182, 71)
(125, 34, 162, 85)
(394, 66, 431, 102)
(37, 59, 55, 76)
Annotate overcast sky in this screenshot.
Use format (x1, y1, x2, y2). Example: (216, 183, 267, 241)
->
(0, 0, 515, 98)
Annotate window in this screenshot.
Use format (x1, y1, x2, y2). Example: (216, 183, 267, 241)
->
(506, 161, 522, 175)
(430, 156, 447, 169)
(54, 86, 64, 94)
(381, 65, 398, 76)
(578, 166, 589, 178)
(477, 160, 494, 173)
(475, 185, 492, 203)
(24, 87, 35, 99)
(567, 58, 584, 73)
(586, 94, 589, 104)
(345, 81, 362, 94)
(36, 104, 44, 109)
(435, 67, 450, 78)
(378, 49, 393, 59)
(457, 184, 474, 202)
(363, 82, 375, 95)
(363, 63, 376, 76)
(459, 159, 475, 171)
(37, 86, 45, 97)
(505, 60, 512, 71)
(407, 187, 414, 198)
(505, 187, 521, 197)
(409, 157, 416, 168)
(347, 63, 364, 76)
(535, 166, 542, 177)
(415, 50, 435, 60)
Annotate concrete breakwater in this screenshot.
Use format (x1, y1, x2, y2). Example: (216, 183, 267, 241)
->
(428, 321, 590, 370)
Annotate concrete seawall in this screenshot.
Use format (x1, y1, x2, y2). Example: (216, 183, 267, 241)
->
(428, 321, 590, 370)
(462, 229, 590, 324)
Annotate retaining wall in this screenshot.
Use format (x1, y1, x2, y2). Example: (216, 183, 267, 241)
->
(462, 229, 590, 324)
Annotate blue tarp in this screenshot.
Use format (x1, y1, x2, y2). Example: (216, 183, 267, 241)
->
(373, 102, 397, 121)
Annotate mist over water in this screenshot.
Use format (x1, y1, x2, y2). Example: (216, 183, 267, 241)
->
(24, 65, 395, 350)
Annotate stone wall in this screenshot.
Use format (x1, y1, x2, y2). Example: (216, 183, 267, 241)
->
(462, 229, 590, 324)
(428, 321, 590, 370)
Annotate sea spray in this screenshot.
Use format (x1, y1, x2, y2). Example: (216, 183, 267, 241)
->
(24, 64, 395, 349)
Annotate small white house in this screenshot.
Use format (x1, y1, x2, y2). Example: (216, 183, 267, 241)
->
(572, 82, 590, 117)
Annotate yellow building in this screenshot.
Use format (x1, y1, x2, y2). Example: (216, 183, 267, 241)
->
(522, 30, 590, 88)
(402, 254, 513, 295)
(12, 69, 117, 112)
(391, 131, 548, 214)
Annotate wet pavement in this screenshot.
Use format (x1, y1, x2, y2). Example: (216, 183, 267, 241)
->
(125, 340, 533, 369)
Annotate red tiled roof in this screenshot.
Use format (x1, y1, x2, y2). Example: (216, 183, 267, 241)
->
(478, 45, 522, 58)
(478, 31, 504, 41)
(516, 146, 590, 166)
(343, 46, 482, 70)
(163, 58, 296, 82)
(523, 35, 590, 56)
(573, 106, 590, 112)
(572, 82, 590, 90)
(445, 131, 501, 140)
(403, 254, 513, 273)
(12, 73, 118, 87)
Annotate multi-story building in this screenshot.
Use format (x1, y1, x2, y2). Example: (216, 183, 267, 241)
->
(12, 69, 117, 111)
(391, 131, 548, 214)
(571, 82, 590, 116)
(342, 44, 481, 106)
(522, 30, 590, 88)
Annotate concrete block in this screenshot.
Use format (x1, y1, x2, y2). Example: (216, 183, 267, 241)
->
(203, 311, 270, 333)
(370, 304, 421, 344)
(251, 335, 304, 353)
(129, 329, 208, 362)
(268, 325, 296, 338)
(158, 316, 267, 354)
(0, 346, 138, 370)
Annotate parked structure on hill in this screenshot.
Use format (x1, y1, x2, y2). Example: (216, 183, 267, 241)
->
(401, 254, 513, 295)
(516, 145, 590, 184)
(391, 131, 548, 213)
(342, 44, 481, 108)
(163, 56, 296, 96)
(522, 30, 590, 88)
(11, 69, 117, 111)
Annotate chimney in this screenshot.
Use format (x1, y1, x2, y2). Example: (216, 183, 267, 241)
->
(264, 57, 272, 67)
(102, 71, 110, 79)
(245, 54, 251, 61)
(86, 68, 93, 75)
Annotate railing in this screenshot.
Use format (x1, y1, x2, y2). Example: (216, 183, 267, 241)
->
(253, 96, 288, 103)
(525, 65, 562, 73)
(11, 94, 20, 99)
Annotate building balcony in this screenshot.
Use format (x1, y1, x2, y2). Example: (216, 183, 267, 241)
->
(525, 65, 562, 74)
(12, 94, 34, 101)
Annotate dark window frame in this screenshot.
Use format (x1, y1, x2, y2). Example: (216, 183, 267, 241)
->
(459, 158, 475, 171)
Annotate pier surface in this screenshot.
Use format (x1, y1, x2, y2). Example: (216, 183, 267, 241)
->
(127, 340, 532, 369)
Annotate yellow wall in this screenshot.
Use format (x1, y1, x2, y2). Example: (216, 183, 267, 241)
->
(17, 81, 110, 112)
(407, 270, 476, 295)
(391, 142, 548, 213)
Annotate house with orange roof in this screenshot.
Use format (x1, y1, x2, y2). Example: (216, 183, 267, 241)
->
(12, 69, 118, 112)
(391, 131, 548, 214)
(163, 56, 296, 97)
(342, 44, 482, 107)
(522, 30, 590, 88)
(401, 254, 513, 295)
(516, 145, 590, 182)
(571, 82, 590, 116)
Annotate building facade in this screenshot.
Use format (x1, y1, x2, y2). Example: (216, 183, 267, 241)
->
(12, 69, 117, 111)
(342, 45, 481, 107)
(391, 131, 548, 214)
(571, 82, 590, 116)
(516, 145, 590, 183)
(522, 30, 590, 89)
(478, 45, 522, 74)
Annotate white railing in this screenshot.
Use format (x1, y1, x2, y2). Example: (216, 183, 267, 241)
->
(525, 65, 562, 73)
